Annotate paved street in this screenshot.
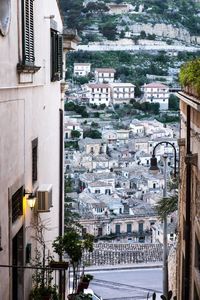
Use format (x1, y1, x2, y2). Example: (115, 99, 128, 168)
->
(89, 268, 162, 300)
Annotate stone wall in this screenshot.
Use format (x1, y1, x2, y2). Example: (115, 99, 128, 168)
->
(83, 242, 163, 266)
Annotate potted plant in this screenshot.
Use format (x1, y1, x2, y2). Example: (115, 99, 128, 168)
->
(30, 286, 58, 300)
(29, 249, 59, 300)
(68, 293, 92, 300)
(77, 274, 94, 293)
(52, 229, 94, 294)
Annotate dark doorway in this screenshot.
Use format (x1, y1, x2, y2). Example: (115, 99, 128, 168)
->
(12, 226, 24, 300)
(98, 227, 102, 236)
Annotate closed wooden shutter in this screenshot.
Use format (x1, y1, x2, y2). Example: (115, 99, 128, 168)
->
(51, 30, 63, 81)
(58, 34, 63, 80)
(22, 0, 35, 65)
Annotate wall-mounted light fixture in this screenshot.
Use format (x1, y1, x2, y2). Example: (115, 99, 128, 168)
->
(44, 15, 55, 19)
(24, 191, 37, 210)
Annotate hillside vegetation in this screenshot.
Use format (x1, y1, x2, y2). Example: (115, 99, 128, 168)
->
(60, 0, 200, 42)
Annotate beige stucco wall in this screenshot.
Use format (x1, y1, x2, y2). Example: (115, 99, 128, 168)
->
(0, 0, 63, 299)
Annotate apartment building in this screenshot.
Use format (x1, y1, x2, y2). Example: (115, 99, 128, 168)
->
(84, 83, 111, 106)
(110, 83, 135, 104)
(0, 1, 79, 299)
(74, 63, 91, 76)
(94, 68, 116, 83)
(142, 82, 169, 110)
(176, 85, 200, 299)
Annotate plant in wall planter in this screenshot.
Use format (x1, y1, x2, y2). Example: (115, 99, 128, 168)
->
(48, 260, 69, 269)
(52, 229, 94, 294)
(30, 285, 58, 300)
(29, 249, 59, 300)
(67, 293, 93, 300)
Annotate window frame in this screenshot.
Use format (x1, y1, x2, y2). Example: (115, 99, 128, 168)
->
(51, 29, 63, 82)
(32, 138, 38, 184)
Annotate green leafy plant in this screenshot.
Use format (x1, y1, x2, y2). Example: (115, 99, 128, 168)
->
(53, 229, 94, 292)
(179, 59, 200, 97)
(81, 274, 94, 282)
(30, 249, 58, 300)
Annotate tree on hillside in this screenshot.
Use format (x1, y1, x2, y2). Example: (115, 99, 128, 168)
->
(169, 94, 179, 111)
(83, 129, 102, 139)
(71, 130, 81, 139)
(99, 23, 117, 40)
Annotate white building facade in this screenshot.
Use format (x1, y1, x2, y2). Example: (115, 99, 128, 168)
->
(74, 63, 91, 76)
(110, 83, 135, 104)
(0, 1, 78, 299)
(84, 83, 111, 106)
(142, 82, 169, 110)
(94, 68, 116, 83)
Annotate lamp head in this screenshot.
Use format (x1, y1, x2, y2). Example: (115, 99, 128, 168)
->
(149, 155, 160, 174)
(27, 194, 36, 210)
(24, 190, 37, 210)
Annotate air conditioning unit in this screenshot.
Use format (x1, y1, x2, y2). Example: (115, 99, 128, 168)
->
(36, 184, 53, 212)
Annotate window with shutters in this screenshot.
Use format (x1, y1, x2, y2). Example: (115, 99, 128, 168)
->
(22, 0, 35, 65)
(12, 187, 23, 223)
(51, 29, 63, 81)
(32, 138, 38, 183)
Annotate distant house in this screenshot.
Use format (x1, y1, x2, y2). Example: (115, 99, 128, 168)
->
(142, 82, 169, 110)
(108, 3, 132, 15)
(95, 68, 116, 83)
(130, 121, 145, 136)
(78, 138, 107, 155)
(116, 129, 130, 144)
(102, 130, 117, 144)
(110, 83, 135, 104)
(64, 116, 83, 139)
(88, 180, 114, 195)
(84, 83, 111, 106)
(74, 63, 91, 77)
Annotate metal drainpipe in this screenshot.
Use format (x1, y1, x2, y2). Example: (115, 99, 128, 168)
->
(184, 104, 191, 300)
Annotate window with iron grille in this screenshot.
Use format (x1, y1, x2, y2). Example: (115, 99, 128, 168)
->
(12, 187, 23, 223)
(22, 0, 35, 65)
(51, 29, 63, 81)
(32, 138, 38, 183)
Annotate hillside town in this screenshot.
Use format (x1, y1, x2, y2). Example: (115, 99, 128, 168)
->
(64, 62, 179, 247)
(1, 0, 200, 300)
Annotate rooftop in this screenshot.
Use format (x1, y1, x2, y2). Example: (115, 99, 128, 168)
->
(89, 180, 113, 187)
(143, 82, 169, 89)
(109, 83, 135, 87)
(74, 63, 91, 66)
(79, 138, 104, 145)
(95, 68, 116, 73)
(87, 83, 111, 88)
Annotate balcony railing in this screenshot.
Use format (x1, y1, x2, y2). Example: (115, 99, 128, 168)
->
(0, 263, 68, 299)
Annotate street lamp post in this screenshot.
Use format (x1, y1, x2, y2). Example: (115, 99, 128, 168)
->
(149, 141, 177, 298)
(162, 153, 168, 297)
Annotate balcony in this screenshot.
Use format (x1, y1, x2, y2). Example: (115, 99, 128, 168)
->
(179, 59, 200, 101)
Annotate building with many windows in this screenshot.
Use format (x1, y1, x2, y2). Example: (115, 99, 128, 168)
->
(142, 82, 169, 110)
(73, 63, 91, 77)
(83, 83, 111, 106)
(0, 1, 79, 299)
(110, 83, 135, 104)
(94, 68, 116, 83)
